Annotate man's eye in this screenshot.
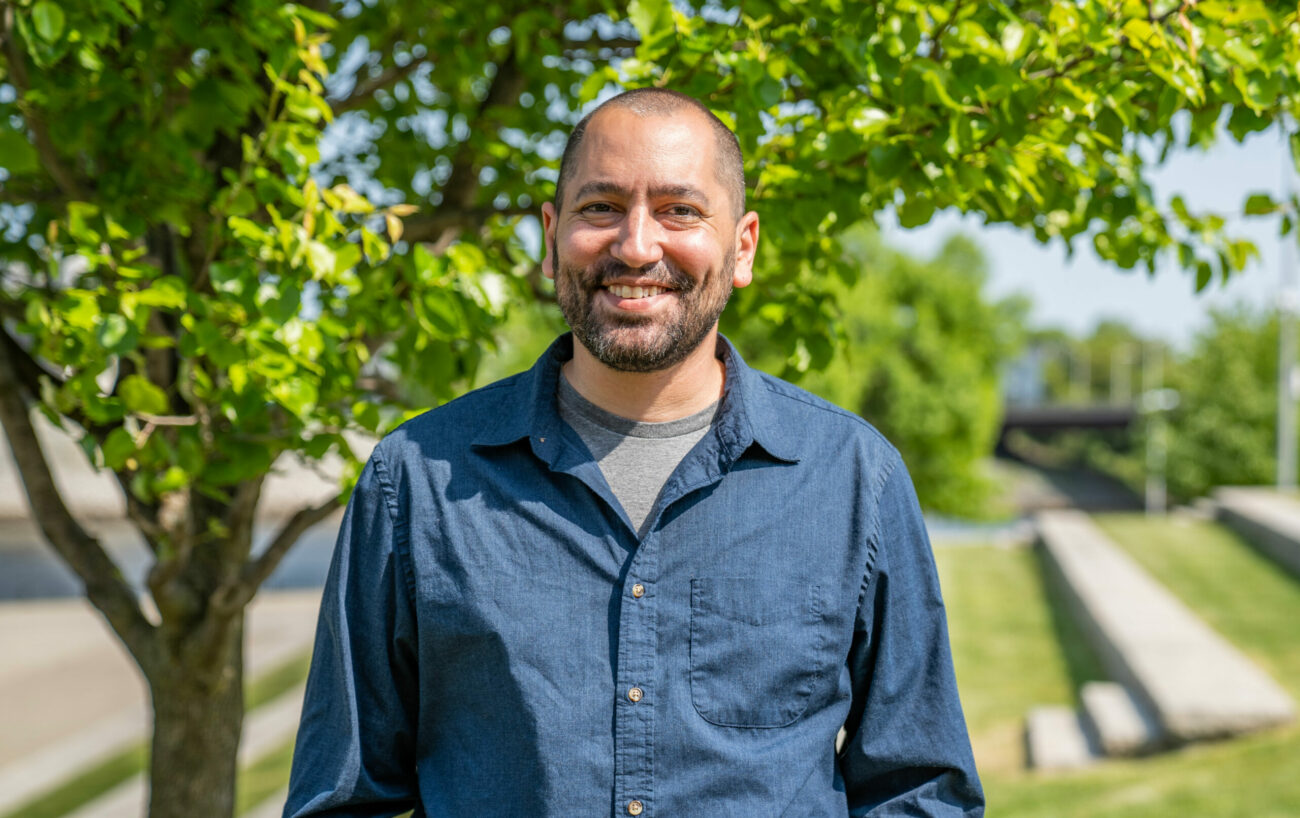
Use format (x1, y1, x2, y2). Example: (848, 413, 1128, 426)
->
(581, 203, 614, 214)
(666, 205, 699, 218)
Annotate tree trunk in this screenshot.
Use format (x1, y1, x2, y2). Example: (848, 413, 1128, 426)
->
(146, 613, 245, 818)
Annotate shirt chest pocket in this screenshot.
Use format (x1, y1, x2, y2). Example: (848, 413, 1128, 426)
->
(689, 577, 830, 728)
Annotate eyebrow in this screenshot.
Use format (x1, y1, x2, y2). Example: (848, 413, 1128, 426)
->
(571, 180, 712, 209)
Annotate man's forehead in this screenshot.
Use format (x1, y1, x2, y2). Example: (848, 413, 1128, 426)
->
(568, 108, 721, 193)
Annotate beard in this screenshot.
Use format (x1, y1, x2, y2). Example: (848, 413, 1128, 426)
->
(553, 240, 735, 373)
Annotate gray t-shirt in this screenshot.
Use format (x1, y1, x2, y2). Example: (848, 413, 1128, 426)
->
(558, 375, 718, 537)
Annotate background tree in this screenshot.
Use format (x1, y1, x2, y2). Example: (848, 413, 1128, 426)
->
(3, 0, 1300, 815)
(738, 229, 1025, 517)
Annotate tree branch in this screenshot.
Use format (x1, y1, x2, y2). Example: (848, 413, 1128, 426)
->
(2, 5, 90, 200)
(401, 205, 534, 244)
(562, 35, 640, 56)
(423, 50, 528, 248)
(331, 54, 431, 115)
(929, 0, 964, 62)
(0, 337, 155, 658)
(214, 496, 343, 613)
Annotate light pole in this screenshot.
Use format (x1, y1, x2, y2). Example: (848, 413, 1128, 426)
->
(1141, 344, 1179, 515)
(1279, 121, 1298, 490)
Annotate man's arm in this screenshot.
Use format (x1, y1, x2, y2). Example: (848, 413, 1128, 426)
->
(839, 460, 985, 817)
(284, 451, 421, 817)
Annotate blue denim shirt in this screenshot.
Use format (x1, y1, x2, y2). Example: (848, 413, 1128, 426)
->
(285, 335, 983, 817)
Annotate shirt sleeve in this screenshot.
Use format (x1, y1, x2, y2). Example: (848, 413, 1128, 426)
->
(839, 457, 985, 817)
(283, 449, 421, 817)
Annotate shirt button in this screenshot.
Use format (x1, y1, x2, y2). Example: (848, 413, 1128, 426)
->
(627, 800, 644, 816)
(627, 686, 644, 702)
(631, 583, 645, 598)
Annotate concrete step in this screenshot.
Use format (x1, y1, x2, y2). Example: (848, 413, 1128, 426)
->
(1025, 705, 1098, 771)
(1079, 681, 1162, 757)
(1036, 510, 1296, 743)
(1214, 487, 1300, 578)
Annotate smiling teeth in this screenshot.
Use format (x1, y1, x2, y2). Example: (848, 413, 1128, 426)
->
(608, 284, 666, 299)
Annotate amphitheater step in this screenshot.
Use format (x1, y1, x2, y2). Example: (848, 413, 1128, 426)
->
(1025, 705, 1098, 771)
(1079, 681, 1162, 757)
(1036, 510, 1295, 743)
(1214, 486, 1300, 579)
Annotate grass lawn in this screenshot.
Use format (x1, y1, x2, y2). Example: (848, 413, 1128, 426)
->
(937, 516, 1300, 817)
(936, 545, 1103, 773)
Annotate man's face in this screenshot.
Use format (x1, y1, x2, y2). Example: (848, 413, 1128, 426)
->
(542, 107, 757, 373)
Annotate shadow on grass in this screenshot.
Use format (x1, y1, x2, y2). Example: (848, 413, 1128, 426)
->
(1033, 544, 1107, 696)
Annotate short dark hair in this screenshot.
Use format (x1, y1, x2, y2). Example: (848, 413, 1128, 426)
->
(554, 88, 746, 218)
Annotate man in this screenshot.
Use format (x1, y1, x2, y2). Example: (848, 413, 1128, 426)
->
(285, 88, 984, 817)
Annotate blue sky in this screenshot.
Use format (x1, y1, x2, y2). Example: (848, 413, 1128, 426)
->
(882, 122, 1293, 347)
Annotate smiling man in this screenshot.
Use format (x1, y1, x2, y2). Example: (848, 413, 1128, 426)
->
(284, 89, 984, 817)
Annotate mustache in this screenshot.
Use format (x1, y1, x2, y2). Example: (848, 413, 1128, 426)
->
(580, 258, 697, 292)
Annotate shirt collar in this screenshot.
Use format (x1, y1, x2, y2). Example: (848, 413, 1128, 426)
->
(472, 333, 800, 465)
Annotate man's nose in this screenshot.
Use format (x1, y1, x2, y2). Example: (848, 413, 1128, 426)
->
(610, 207, 664, 269)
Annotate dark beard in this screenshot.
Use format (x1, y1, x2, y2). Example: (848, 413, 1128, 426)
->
(554, 241, 734, 373)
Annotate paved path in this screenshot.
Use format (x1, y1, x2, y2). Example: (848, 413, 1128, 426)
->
(0, 590, 321, 816)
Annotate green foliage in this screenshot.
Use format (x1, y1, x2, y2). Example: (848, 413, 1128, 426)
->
(738, 229, 1024, 517)
(1, 3, 507, 508)
(1160, 307, 1283, 499)
(4, 1, 1300, 508)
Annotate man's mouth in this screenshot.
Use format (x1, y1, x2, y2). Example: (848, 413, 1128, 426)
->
(606, 284, 670, 299)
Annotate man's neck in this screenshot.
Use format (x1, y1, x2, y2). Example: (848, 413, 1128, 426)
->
(562, 333, 725, 423)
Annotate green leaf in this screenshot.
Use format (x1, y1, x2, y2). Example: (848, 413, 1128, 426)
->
(851, 107, 892, 138)
(1244, 193, 1278, 216)
(629, 0, 675, 58)
(1195, 260, 1213, 292)
(101, 427, 137, 470)
(352, 399, 380, 432)
(306, 241, 336, 279)
(897, 196, 936, 229)
(119, 375, 170, 415)
(96, 314, 137, 354)
(134, 276, 188, 310)
(0, 129, 40, 174)
(31, 1, 66, 42)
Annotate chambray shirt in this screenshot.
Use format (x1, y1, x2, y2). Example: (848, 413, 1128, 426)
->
(284, 335, 984, 817)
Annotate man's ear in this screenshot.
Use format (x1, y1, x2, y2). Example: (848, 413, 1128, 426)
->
(732, 211, 759, 289)
(541, 201, 557, 280)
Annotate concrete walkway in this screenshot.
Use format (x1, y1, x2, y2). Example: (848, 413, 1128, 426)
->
(1037, 510, 1296, 743)
(0, 590, 321, 816)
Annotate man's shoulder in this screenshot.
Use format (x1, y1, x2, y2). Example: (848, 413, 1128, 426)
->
(748, 369, 900, 462)
(373, 371, 530, 461)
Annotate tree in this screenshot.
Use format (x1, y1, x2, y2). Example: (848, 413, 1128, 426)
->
(738, 229, 1025, 517)
(1160, 307, 1282, 500)
(3, 1, 1300, 814)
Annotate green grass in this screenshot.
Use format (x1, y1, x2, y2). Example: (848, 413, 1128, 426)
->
(938, 517, 1300, 817)
(936, 545, 1100, 772)
(3, 649, 313, 818)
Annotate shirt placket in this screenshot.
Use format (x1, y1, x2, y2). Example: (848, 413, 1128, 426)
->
(613, 530, 658, 817)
